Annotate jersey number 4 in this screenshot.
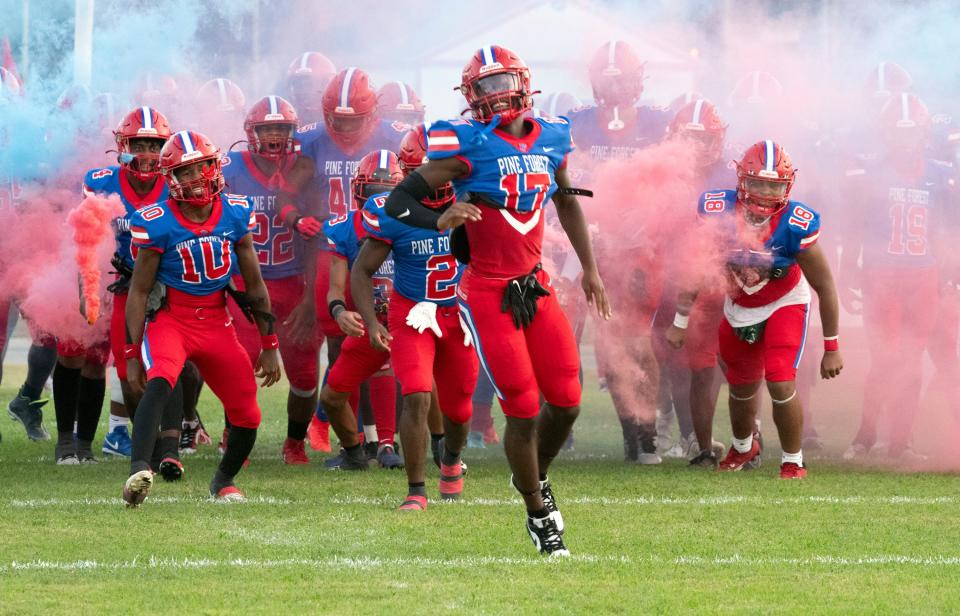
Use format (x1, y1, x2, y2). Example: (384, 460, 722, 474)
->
(425, 255, 458, 301)
(888, 203, 928, 256)
(251, 213, 295, 266)
(178, 240, 233, 284)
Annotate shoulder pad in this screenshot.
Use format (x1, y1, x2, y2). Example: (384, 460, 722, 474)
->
(698, 189, 736, 216)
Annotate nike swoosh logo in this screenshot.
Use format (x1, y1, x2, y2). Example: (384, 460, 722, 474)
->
(223, 231, 234, 236)
(105, 439, 119, 449)
(398, 209, 410, 218)
(543, 147, 555, 152)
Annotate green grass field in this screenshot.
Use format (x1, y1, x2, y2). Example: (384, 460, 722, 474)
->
(2, 363, 960, 615)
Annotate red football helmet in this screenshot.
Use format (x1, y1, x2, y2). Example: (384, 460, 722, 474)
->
(287, 51, 337, 118)
(115, 106, 173, 181)
(322, 67, 379, 153)
(352, 149, 403, 209)
(136, 73, 178, 108)
(0, 67, 21, 99)
(668, 91, 704, 113)
(728, 71, 783, 108)
(244, 95, 298, 160)
(865, 61, 912, 100)
(668, 99, 727, 167)
(588, 40, 645, 108)
(398, 125, 454, 209)
(160, 130, 225, 206)
(377, 81, 425, 124)
(197, 78, 246, 113)
(534, 91, 582, 118)
(736, 140, 796, 221)
(879, 92, 930, 155)
(459, 45, 535, 124)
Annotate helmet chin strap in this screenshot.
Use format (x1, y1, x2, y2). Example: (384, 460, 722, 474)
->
(607, 106, 624, 131)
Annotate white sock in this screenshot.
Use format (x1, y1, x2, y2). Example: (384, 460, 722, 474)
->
(782, 450, 803, 466)
(108, 414, 128, 432)
(732, 434, 753, 454)
(363, 425, 379, 443)
(182, 419, 199, 430)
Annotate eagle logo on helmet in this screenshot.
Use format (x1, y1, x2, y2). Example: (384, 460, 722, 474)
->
(160, 130, 225, 206)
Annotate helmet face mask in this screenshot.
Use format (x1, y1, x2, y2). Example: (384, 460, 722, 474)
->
(169, 159, 221, 205)
(119, 137, 165, 179)
(879, 93, 930, 160)
(589, 41, 644, 108)
(160, 131, 225, 207)
(398, 125, 455, 209)
(243, 95, 299, 161)
(460, 46, 534, 124)
(252, 124, 295, 159)
(735, 140, 796, 224)
(351, 150, 403, 209)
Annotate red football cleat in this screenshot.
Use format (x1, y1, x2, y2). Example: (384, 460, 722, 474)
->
(307, 417, 331, 453)
(483, 422, 500, 445)
(398, 495, 427, 511)
(439, 462, 464, 501)
(282, 438, 310, 465)
(212, 485, 246, 502)
(718, 439, 761, 472)
(779, 462, 807, 479)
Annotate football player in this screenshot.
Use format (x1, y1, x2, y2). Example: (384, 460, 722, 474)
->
(352, 126, 478, 508)
(222, 95, 321, 465)
(286, 51, 337, 126)
(384, 45, 610, 556)
(121, 130, 280, 506)
(666, 140, 844, 479)
(840, 94, 956, 461)
(317, 150, 401, 470)
(377, 81, 425, 125)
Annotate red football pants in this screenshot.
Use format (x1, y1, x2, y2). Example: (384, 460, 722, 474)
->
(388, 293, 478, 424)
(326, 332, 396, 444)
(719, 303, 810, 385)
(142, 291, 260, 429)
(457, 267, 580, 419)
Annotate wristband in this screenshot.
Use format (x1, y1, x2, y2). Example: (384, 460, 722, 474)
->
(672, 312, 689, 330)
(279, 203, 299, 224)
(261, 334, 280, 350)
(123, 344, 140, 360)
(824, 336, 839, 352)
(328, 299, 346, 319)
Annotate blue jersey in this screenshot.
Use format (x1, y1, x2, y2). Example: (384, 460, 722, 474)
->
(324, 209, 395, 314)
(361, 192, 462, 306)
(845, 156, 957, 269)
(698, 189, 821, 307)
(221, 151, 302, 280)
(566, 104, 670, 163)
(296, 119, 407, 225)
(82, 166, 168, 268)
(426, 116, 574, 277)
(131, 193, 255, 295)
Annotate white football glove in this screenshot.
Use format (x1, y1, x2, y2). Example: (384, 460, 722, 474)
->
(459, 313, 473, 347)
(405, 301, 442, 337)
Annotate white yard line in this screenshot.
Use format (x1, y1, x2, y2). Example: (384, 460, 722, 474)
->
(3, 553, 960, 573)
(1, 494, 955, 509)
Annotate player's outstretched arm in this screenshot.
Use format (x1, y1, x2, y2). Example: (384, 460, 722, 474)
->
(552, 166, 611, 320)
(350, 238, 393, 353)
(125, 248, 161, 395)
(797, 243, 843, 379)
(236, 235, 282, 387)
(327, 255, 364, 337)
(385, 160, 478, 231)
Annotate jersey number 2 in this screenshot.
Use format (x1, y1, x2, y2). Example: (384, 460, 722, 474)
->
(425, 255, 458, 301)
(251, 213, 295, 266)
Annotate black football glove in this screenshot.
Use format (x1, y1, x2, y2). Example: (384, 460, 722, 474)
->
(501, 265, 551, 329)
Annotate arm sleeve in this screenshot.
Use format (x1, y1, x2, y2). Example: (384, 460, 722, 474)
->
(384, 171, 442, 230)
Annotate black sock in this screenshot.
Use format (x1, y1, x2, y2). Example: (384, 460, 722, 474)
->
(158, 436, 179, 461)
(75, 376, 105, 442)
(344, 442, 366, 463)
(431, 433, 443, 445)
(217, 425, 257, 481)
(287, 419, 309, 441)
(130, 379, 173, 475)
(538, 473, 547, 483)
(52, 364, 81, 434)
(22, 344, 56, 400)
(441, 445, 461, 467)
(528, 507, 550, 519)
(407, 482, 426, 497)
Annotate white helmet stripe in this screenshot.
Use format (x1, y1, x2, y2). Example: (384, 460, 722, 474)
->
(340, 67, 357, 108)
(901, 92, 911, 122)
(300, 52, 311, 71)
(691, 99, 705, 124)
(481, 45, 495, 66)
(268, 95, 279, 115)
(608, 40, 619, 66)
(379, 149, 389, 169)
(217, 79, 228, 106)
(179, 130, 196, 154)
(764, 140, 775, 172)
(141, 106, 153, 130)
(396, 81, 408, 105)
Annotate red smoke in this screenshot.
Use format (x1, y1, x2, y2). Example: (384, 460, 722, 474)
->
(67, 194, 124, 325)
